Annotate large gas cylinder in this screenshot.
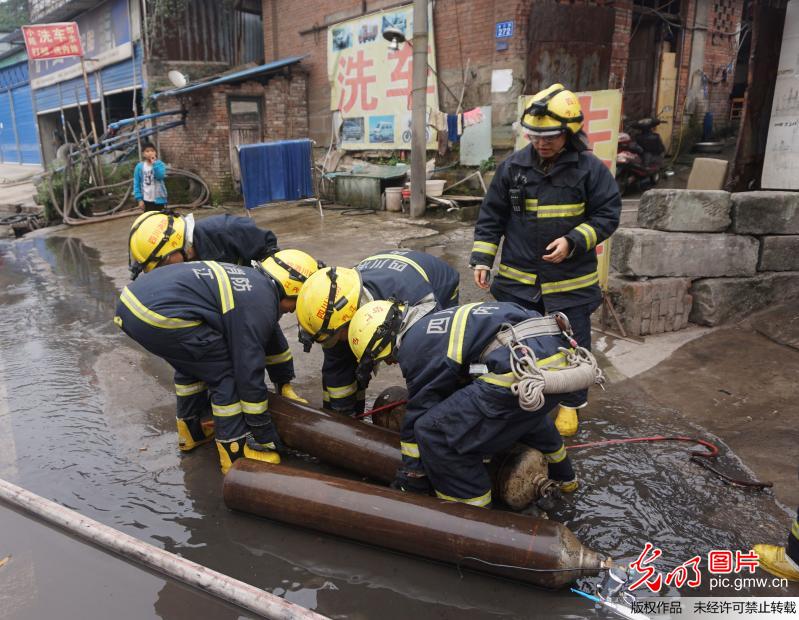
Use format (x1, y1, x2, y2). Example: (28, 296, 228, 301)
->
(269, 392, 398, 482)
(223, 459, 606, 589)
(270, 393, 554, 509)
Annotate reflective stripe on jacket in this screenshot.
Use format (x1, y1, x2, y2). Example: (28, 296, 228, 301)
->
(470, 144, 621, 311)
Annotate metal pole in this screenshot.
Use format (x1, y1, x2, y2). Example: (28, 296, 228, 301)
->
(409, 0, 428, 218)
(7, 86, 22, 164)
(95, 71, 107, 131)
(79, 57, 100, 145)
(0, 477, 328, 620)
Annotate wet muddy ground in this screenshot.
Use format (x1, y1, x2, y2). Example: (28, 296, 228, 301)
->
(0, 206, 797, 619)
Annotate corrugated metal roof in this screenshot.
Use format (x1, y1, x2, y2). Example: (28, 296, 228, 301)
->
(34, 43, 143, 113)
(150, 56, 304, 100)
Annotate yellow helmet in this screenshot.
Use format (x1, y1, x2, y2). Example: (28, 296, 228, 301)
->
(520, 84, 583, 136)
(348, 301, 404, 383)
(258, 249, 321, 299)
(128, 211, 187, 279)
(296, 267, 363, 349)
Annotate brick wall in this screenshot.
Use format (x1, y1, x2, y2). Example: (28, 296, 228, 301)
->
(262, 0, 531, 145)
(610, 0, 634, 90)
(672, 0, 743, 144)
(156, 71, 309, 196)
(703, 0, 744, 127)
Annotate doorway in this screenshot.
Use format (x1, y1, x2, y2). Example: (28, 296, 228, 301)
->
(228, 96, 263, 185)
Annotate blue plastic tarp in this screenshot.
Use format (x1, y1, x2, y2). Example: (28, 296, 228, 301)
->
(238, 139, 314, 209)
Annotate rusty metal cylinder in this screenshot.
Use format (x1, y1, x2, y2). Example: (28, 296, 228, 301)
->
(270, 393, 558, 508)
(269, 392, 399, 483)
(223, 459, 605, 589)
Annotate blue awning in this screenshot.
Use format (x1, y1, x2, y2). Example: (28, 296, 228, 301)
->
(151, 56, 304, 100)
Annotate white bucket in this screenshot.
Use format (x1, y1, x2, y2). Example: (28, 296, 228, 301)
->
(385, 187, 403, 212)
(408, 180, 447, 197)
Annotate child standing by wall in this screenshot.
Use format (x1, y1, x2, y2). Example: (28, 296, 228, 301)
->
(133, 142, 168, 212)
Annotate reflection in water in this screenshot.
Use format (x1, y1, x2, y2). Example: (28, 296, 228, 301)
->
(0, 235, 794, 620)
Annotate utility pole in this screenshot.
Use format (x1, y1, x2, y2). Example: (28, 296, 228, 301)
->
(409, 0, 428, 218)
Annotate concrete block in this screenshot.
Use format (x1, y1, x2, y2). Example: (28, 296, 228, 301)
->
(758, 236, 799, 271)
(637, 189, 731, 232)
(689, 272, 799, 326)
(611, 228, 759, 277)
(603, 275, 692, 336)
(686, 158, 728, 190)
(731, 191, 799, 234)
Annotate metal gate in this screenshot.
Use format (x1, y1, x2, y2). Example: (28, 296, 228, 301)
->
(527, 2, 615, 94)
(0, 83, 41, 165)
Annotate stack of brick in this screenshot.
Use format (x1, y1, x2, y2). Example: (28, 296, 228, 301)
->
(605, 189, 799, 336)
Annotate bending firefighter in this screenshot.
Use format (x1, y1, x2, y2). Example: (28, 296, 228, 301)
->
(296, 249, 459, 415)
(128, 212, 305, 404)
(128, 211, 278, 280)
(114, 250, 320, 472)
(348, 300, 604, 507)
(471, 83, 621, 436)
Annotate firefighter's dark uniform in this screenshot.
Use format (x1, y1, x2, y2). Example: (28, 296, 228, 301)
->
(394, 301, 575, 506)
(192, 214, 278, 265)
(323, 250, 460, 415)
(174, 215, 290, 425)
(470, 144, 620, 408)
(114, 261, 290, 443)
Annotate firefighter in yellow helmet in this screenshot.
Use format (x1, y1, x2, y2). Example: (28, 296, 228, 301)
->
(129, 212, 319, 452)
(347, 300, 579, 506)
(295, 250, 459, 416)
(470, 84, 621, 437)
(128, 211, 278, 279)
(115, 253, 320, 473)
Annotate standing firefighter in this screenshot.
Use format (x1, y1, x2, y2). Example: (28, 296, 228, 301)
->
(348, 300, 603, 507)
(470, 84, 621, 437)
(295, 249, 459, 416)
(114, 251, 320, 473)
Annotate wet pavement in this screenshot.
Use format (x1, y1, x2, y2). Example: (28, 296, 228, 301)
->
(0, 205, 797, 619)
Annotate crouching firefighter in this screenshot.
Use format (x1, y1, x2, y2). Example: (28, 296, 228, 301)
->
(295, 249, 459, 416)
(114, 250, 320, 473)
(347, 300, 605, 507)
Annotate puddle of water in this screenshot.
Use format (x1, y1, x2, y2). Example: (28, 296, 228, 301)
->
(0, 235, 795, 620)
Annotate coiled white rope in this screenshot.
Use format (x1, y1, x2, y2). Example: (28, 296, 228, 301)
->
(509, 338, 605, 412)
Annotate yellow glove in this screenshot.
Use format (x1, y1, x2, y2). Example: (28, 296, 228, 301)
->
(280, 383, 308, 404)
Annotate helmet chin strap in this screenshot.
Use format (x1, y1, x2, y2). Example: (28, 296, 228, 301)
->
(128, 211, 178, 280)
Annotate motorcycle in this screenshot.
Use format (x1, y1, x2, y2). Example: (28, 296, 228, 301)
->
(615, 118, 667, 196)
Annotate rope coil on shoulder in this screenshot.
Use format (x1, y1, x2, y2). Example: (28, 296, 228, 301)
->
(503, 322, 605, 412)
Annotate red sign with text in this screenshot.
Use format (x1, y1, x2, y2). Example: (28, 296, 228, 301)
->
(22, 23, 84, 60)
